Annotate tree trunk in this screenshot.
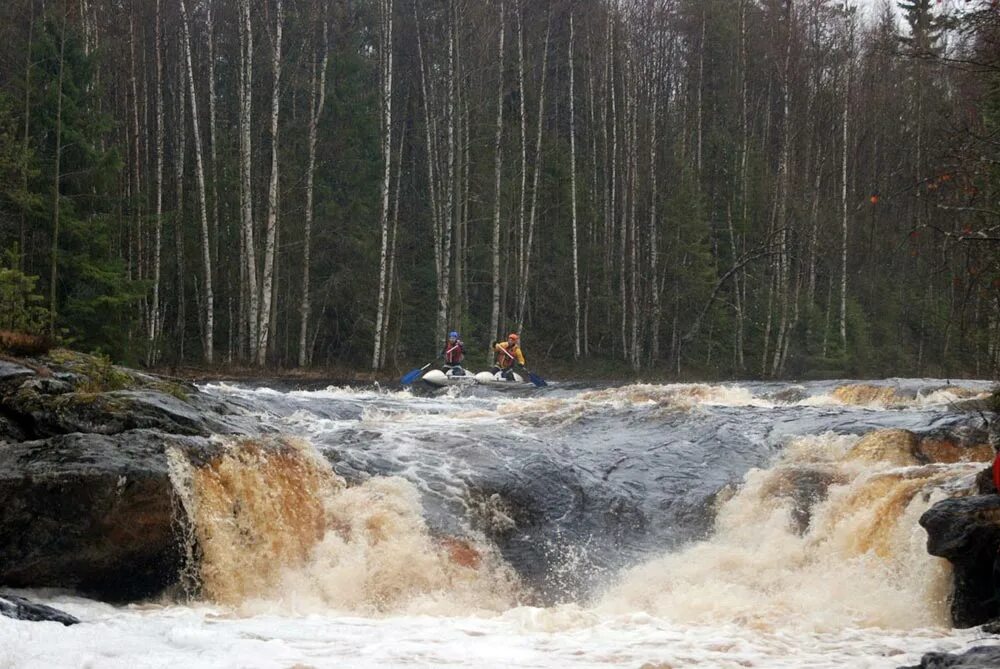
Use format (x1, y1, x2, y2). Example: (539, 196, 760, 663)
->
(18, 0, 34, 272)
(569, 12, 580, 359)
(516, 4, 528, 297)
(770, 0, 794, 378)
(149, 0, 165, 365)
(48, 4, 68, 339)
(649, 41, 661, 364)
(840, 17, 852, 353)
(517, 16, 551, 331)
(300, 9, 329, 368)
(372, 0, 393, 370)
(205, 0, 221, 275)
(238, 0, 258, 361)
(490, 0, 506, 344)
(258, 0, 284, 366)
(179, 0, 215, 364)
(173, 57, 188, 362)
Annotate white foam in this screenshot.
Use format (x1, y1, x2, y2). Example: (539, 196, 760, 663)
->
(2, 599, 995, 669)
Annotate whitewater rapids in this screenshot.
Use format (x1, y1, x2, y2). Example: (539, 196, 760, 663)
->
(2, 378, 999, 668)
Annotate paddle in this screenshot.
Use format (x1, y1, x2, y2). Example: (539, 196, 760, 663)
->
(400, 362, 433, 385)
(513, 364, 546, 387)
(526, 371, 547, 387)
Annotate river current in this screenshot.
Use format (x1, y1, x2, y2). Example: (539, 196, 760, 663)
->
(3, 378, 999, 668)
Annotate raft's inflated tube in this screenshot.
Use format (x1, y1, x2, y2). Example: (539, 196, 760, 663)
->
(422, 369, 448, 386)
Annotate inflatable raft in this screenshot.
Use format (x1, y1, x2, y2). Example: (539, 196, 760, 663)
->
(421, 368, 532, 388)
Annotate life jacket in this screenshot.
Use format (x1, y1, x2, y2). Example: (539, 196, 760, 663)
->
(495, 342, 520, 369)
(993, 450, 1000, 493)
(444, 340, 464, 364)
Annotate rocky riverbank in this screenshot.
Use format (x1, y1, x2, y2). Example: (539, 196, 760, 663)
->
(0, 350, 274, 607)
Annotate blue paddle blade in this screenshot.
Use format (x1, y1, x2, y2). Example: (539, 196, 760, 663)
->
(528, 372, 547, 387)
(400, 368, 423, 385)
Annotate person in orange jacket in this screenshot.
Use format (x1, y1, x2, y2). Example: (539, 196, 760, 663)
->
(492, 333, 526, 380)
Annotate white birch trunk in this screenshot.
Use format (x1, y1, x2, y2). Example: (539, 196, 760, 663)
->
(516, 5, 528, 291)
(438, 0, 456, 343)
(300, 12, 329, 368)
(569, 13, 580, 359)
(372, 0, 394, 369)
(381, 121, 406, 369)
(238, 0, 258, 361)
(770, 0, 794, 377)
(205, 0, 220, 272)
(173, 57, 187, 361)
(179, 0, 214, 364)
(149, 0, 165, 365)
(413, 5, 447, 347)
(517, 17, 551, 331)
(840, 16, 852, 352)
(48, 6, 67, 338)
(649, 42, 661, 363)
(257, 0, 284, 366)
(489, 0, 506, 343)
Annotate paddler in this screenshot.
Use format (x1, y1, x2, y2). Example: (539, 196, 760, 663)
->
(492, 333, 526, 381)
(442, 331, 466, 376)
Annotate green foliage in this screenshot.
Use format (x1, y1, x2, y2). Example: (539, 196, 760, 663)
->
(48, 348, 133, 393)
(22, 14, 136, 360)
(0, 249, 49, 334)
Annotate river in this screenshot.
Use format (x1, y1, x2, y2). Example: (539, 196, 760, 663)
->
(3, 378, 999, 668)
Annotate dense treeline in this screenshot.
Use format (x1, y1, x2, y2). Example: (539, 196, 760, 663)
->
(0, 0, 997, 378)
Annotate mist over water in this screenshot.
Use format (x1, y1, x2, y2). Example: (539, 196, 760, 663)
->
(3, 378, 999, 668)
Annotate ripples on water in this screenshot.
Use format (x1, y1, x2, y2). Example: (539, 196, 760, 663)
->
(3, 378, 999, 668)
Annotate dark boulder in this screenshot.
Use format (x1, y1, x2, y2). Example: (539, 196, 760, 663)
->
(899, 646, 1000, 669)
(0, 593, 80, 625)
(0, 359, 36, 388)
(0, 430, 217, 600)
(920, 495, 1000, 627)
(5, 387, 241, 439)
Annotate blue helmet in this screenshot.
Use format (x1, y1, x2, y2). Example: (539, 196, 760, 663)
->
(448, 331, 459, 339)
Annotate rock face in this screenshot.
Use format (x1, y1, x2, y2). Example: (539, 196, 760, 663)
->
(920, 495, 1000, 627)
(0, 350, 258, 601)
(899, 646, 1000, 669)
(0, 593, 80, 625)
(0, 430, 216, 600)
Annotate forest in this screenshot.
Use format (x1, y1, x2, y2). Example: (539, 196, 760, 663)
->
(0, 0, 997, 378)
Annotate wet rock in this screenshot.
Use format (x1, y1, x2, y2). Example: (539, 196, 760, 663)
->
(0, 593, 79, 625)
(0, 413, 27, 442)
(899, 646, 1000, 669)
(920, 495, 1000, 627)
(847, 429, 921, 467)
(0, 359, 35, 393)
(5, 388, 238, 439)
(767, 387, 808, 404)
(19, 376, 74, 395)
(919, 437, 994, 464)
(981, 619, 1000, 635)
(761, 466, 846, 534)
(0, 430, 217, 600)
(833, 384, 904, 407)
(975, 466, 996, 495)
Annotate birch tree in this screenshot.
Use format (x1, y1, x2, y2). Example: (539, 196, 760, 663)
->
(489, 0, 506, 343)
(372, 0, 394, 369)
(238, 0, 258, 361)
(257, 0, 284, 366)
(516, 15, 550, 330)
(179, 0, 214, 364)
(149, 0, 165, 364)
(568, 12, 581, 359)
(300, 3, 329, 368)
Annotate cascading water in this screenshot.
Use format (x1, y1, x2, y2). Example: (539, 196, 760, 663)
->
(3, 378, 998, 668)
